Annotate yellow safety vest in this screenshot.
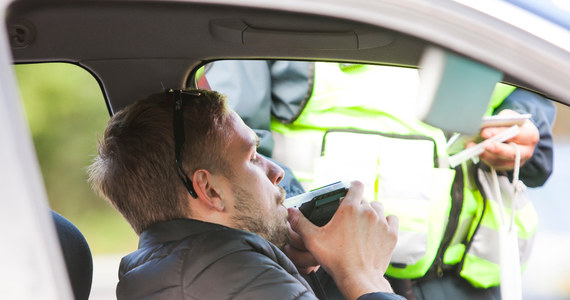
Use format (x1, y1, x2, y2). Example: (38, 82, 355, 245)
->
(270, 62, 536, 287)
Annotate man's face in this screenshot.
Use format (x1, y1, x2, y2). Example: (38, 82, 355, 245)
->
(220, 113, 289, 248)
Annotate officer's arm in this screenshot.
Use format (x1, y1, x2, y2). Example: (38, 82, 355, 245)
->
(491, 88, 555, 187)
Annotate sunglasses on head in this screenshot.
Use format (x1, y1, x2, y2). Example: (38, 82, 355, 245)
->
(170, 89, 201, 198)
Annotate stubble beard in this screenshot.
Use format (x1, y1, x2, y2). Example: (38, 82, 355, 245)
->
(230, 184, 290, 249)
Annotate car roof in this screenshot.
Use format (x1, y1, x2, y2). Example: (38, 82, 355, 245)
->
(503, 0, 570, 30)
(7, 0, 570, 114)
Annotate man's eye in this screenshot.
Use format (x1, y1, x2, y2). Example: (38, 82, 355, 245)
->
(251, 153, 260, 164)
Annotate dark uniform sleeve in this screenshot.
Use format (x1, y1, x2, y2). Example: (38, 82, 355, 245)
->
(205, 60, 313, 157)
(493, 88, 556, 187)
(204, 60, 275, 156)
(358, 292, 408, 300)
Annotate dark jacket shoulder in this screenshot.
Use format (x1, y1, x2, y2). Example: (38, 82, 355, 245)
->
(117, 219, 314, 299)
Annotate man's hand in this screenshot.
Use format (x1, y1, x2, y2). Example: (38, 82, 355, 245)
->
(288, 181, 399, 300)
(467, 109, 539, 170)
(282, 222, 320, 274)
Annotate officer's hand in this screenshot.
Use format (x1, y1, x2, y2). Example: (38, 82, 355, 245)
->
(288, 181, 399, 299)
(466, 109, 539, 170)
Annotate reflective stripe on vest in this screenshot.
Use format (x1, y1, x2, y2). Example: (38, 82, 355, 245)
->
(457, 167, 538, 288)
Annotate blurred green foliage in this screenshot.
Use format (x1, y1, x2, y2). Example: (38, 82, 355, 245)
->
(15, 63, 138, 254)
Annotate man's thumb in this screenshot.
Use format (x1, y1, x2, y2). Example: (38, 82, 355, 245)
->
(288, 207, 317, 239)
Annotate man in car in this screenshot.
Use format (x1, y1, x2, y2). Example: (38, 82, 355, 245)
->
(88, 88, 404, 300)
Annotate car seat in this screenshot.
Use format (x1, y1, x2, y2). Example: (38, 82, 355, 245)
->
(51, 211, 93, 300)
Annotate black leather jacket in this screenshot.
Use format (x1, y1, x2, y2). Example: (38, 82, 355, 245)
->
(117, 218, 404, 300)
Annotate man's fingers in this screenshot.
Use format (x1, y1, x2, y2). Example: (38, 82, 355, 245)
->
(480, 127, 504, 139)
(370, 202, 399, 236)
(483, 141, 515, 160)
(287, 207, 317, 240)
(369, 201, 386, 218)
(386, 215, 399, 233)
(509, 123, 539, 146)
(282, 244, 319, 269)
(288, 224, 308, 251)
(341, 181, 364, 207)
(481, 141, 534, 169)
(477, 110, 538, 171)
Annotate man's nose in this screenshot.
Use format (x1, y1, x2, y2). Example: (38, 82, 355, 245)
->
(264, 157, 284, 185)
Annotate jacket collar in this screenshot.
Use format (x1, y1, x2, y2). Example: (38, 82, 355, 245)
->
(138, 218, 229, 249)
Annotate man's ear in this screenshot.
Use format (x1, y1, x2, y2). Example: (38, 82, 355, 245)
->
(193, 169, 226, 211)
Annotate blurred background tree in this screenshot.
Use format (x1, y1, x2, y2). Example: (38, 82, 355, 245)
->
(15, 63, 138, 254)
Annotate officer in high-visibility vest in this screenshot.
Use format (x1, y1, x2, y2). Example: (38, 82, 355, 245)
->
(198, 60, 555, 300)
